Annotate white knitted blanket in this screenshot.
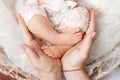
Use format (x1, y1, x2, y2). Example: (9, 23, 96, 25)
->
(0, 0, 120, 80)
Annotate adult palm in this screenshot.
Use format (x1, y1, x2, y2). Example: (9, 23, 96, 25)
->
(17, 14, 61, 76)
(17, 8, 95, 80)
(61, 9, 96, 71)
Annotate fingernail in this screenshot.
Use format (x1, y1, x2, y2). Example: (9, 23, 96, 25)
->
(20, 44, 26, 51)
(91, 32, 96, 38)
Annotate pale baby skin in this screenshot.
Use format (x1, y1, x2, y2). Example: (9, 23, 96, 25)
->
(21, 0, 89, 58)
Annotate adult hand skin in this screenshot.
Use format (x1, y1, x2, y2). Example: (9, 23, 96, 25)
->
(17, 14, 62, 80)
(61, 8, 96, 80)
(17, 8, 95, 80)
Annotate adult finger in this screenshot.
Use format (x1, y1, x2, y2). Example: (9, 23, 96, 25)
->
(21, 44, 39, 66)
(77, 32, 95, 61)
(86, 8, 96, 35)
(81, 33, 94, 53)
(78, 8, 96, 59)
(74, 9, 96, 49)
(16, 14, 33, 43)
(79, 8, 96, 57)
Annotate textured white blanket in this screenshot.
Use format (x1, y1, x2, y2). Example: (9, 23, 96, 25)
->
(0, 0, 120, 79)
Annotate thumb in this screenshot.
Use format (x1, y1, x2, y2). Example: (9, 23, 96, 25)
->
(86, 9, 95, 35)
(16, 14, 33, 43)
(80, 32, 95, 56)
(21, 44, 39, 63)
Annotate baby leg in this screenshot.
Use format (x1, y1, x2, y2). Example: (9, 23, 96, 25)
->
(21, 5, 82, 45)
(43, 7, 89, 58)
(41, 28, 83, 58)
(41, 45, 72, 58)
(21, 4, 59, 43)
(27, 14, 83, 45)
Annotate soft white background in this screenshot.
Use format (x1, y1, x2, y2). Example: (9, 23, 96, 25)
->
(0, 0, 120, 79)
(101, 67, 120, 80)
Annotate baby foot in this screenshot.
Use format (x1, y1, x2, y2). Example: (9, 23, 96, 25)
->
(41, 46, 68, 58)
(57, 28, 83, 45)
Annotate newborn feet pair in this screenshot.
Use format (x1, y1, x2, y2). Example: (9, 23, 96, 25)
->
(41, 28, 84, 58)
(41, 45, 67, 58)
(41, 39, 83, 58)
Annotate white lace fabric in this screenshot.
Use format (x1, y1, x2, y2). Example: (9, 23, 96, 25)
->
(1, 0, 120, 80)
(47, 7, 89, 32)
(20, 4, 47, 25)
(20, 0, 89, 32)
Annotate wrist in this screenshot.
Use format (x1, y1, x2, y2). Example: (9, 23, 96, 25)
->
(62, 60, 83, 72)
(39, 67, 62, 80)
(61, 57, 84, 72)
(40, 72, 61, 80)
(63, 68, 82, 72)
(63, 69, 90, 80)
(62, 65, 84, 72)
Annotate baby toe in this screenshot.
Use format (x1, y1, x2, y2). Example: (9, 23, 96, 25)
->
(41, 46, 49, 50)
(44, 49, 51, 55)
(48, 53, 54, 57)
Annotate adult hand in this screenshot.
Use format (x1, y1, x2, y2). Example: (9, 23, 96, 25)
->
(17, 15, 62, 80)
(61, 8, 96, 80)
